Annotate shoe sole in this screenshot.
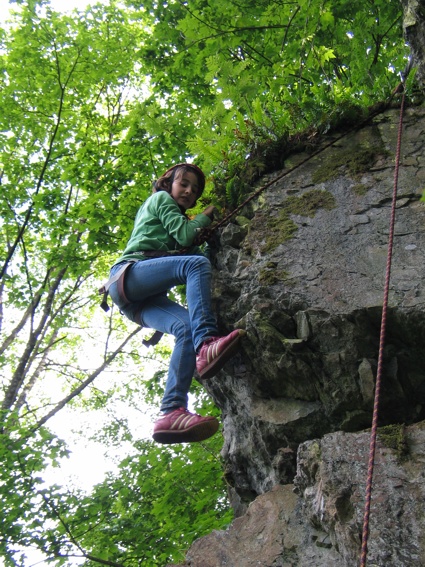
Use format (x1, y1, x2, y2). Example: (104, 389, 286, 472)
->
(199, 329, 246, 380)
(153, 418, 219, 444)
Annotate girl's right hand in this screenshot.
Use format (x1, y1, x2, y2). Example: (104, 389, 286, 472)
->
(202, 205, 216, 219)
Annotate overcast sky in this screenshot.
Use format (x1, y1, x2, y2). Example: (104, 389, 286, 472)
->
(0, 0, 107, 23)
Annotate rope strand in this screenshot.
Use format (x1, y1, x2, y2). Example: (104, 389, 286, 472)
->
(359, 86, 406, 567)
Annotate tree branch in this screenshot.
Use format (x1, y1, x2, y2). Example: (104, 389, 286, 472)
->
(0, 47, 82, 282)
(32, 327, 142, 430)
(1, 268, 67, 411)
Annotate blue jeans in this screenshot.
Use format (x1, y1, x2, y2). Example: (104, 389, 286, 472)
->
(108, 255, 218, 412)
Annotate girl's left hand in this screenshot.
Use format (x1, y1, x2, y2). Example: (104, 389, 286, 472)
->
(194, 227, 213, 246)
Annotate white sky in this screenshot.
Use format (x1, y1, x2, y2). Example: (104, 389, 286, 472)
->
(0, 0, 108, 23)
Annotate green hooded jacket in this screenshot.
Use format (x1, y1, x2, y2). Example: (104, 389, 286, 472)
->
(113, 190, 212, 265)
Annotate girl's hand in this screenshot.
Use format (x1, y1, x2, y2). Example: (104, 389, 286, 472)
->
(194, 227, 213, 246)
(202, 205, 216, 219)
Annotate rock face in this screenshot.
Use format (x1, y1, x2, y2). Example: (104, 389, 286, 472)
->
(173, 105, 425, 566)
(180, 422, 425, 567)
(209, 106, 425, 510)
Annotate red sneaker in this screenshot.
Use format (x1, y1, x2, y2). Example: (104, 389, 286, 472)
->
(196, 329, 246, 380)
(152, 407, 219, 444)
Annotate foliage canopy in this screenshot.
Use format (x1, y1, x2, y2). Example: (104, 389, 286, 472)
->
(0, 0, 411, 564)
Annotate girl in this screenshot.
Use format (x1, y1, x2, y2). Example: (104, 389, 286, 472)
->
(108, 163, 245, 444)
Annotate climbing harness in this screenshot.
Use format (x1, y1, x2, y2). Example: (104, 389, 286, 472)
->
(99, 260, 135, 313)
(359, 79, 407, 567)
(98, 247, 199, 346)
(98, 260, 163, 347)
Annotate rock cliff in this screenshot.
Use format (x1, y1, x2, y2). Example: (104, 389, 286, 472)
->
(211, 104, 425, 510)
(171, 102, 425, 567)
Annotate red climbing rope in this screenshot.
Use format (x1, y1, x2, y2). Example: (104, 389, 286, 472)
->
(359, 86, 407, 567)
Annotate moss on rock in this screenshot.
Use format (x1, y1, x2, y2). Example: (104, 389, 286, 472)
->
(262, 216, 298, 253)
(259, 262, 290, 285)
(378, 424, 409, 461)
(284, 190, 336, 217)
(312, 144, 388, 184)
(352, 183, 369, 196)
(262, 189, 336, 252)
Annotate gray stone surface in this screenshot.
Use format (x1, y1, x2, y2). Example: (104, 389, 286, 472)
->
(171, 422, 425, 566)
(207, 107, 425, 507)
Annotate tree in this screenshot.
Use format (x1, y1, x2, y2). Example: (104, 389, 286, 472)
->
(0, 392, 230, 566)
(1, 0, 144, 424)
(0, 0, 411, 564)
(0, 2, 230, 564)
(53, 425, 232, 566)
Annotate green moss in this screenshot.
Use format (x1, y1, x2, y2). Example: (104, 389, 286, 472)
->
(348, 148, 380, 176)
(262, 189, 336, 252)
(308, 440, 322, 464)
(312, 145, 388, 184)
(312, 159, 339, 184)
(259, 262, 290, 285)
(263, 216, 298, 253)
(352, 183, 369, 196)
(378, 424, 409, 461)
(284, 189, 336, 217)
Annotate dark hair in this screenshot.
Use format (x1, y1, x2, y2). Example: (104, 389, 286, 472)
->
(153, 163, 206, 200)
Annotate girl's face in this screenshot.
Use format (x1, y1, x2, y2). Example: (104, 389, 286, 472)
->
(170, 170, 199, 210)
